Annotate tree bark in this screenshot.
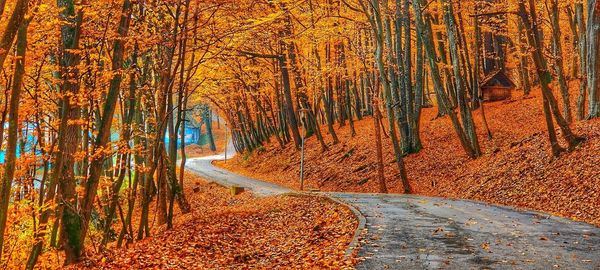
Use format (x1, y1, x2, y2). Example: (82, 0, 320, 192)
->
(0, 0, 29, 68)
(548, 0, 573, 123)
(78, 0, 133, 258)
(518, 0, 584, 156)
(101, 49, 138, 247)
(576, 2, 587, 120)
(587, 0, 600, 118)
(315, 45, 339, 144)
(443, 0, 481, 157)
(518, 21, 532, 96)
(473, 8, 492, 139)
(0, 18, 28, 259)
(204, 108, 217, 151)
(362, 0, 411, 193)
(414, 0, 478, 159)
(278, 52, 302, 149)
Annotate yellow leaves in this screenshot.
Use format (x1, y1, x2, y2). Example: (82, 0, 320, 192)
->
(38, 4, 50, 12)
(481, 242, 491, 253)
(245, 11, 285, 29)
(76, 183, 86, 198)
(465, 218, 478, 226)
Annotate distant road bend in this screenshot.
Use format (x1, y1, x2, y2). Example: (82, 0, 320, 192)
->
(186, 142, 600, 269)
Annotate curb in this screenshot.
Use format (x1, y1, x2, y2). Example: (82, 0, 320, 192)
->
(321, 194, 367, 259)
(185, 162, 366, 260)
(283, 192, 366, 260)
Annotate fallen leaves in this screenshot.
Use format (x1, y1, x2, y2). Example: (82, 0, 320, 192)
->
(481, 242, 491, 253)
(74, 172, 358, 269)
(217, 88, 600, 226)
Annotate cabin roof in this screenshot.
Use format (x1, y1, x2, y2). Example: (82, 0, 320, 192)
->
(481, 69, 516, 88)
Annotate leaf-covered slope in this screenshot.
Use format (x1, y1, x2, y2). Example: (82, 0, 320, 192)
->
(219, 91, 600, 226)
(75, 173, 358, 269)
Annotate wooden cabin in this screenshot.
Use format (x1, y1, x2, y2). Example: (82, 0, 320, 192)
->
(480, 70, 515, 101)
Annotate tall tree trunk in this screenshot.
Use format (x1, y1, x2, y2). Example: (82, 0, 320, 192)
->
(473, 8, 492, 139)
(78, 0, 133, 258)
(586, 0, 600, 118)
(413, 11, 425, 150)
(414, 0, 478, 159)
(345, 79, 356, 137)
(0, 18, 28, 259)
(352, 74, 363, 120)
(0, 0, 29, 68)
(518, 21, 532, 96)
(278, 52, 302, 149)
(362, 0, 411, 193)
(432, 15, 457, 109)
(101, 50, 138, 247)
(52, 0, 86, 264)
(576, 2, 587, 120)
(137, 109, 152, 240)
(26, 18, 83, 264)
(340, 42, 356, 137)
(518, 0, 584, 156)
(566, 5, 580, 80)
(204, 108, 217, 151)
(394, 0, 410, 154)
(315, 45, 339, 144)
(277, 5, 302, 149)
(117, 90, 144, 248)
(548, 0, 573, 123)
(443, 0, 481, 157)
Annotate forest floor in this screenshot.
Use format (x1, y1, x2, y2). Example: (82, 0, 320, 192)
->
(73, 171, 357, 269)
(217, 88, 600, 227)
(189, 135, 600, 269)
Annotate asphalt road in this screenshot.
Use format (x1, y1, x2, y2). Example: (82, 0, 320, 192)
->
(332, 193, 600, 269)
(185, 144, 600, 269)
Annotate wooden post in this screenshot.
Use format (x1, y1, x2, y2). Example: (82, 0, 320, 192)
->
(299, 108, 309, 191)
(224, 122, 228, 162)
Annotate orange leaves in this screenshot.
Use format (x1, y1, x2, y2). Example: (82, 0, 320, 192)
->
(75, 172, 357, 269)
(218, 88, 600, 227)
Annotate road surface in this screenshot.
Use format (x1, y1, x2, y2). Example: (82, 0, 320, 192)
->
(185, 145, 600, 269)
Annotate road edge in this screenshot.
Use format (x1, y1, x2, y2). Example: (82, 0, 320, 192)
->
(321, 194, 367, 259)
(185, 164, 367, 261)
(204, 159, 367, 259)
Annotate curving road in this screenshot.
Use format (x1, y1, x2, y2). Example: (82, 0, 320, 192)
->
(185, 143, 600, 269)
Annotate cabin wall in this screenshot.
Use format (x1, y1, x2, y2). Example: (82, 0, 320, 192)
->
(482, 86, 512, 101)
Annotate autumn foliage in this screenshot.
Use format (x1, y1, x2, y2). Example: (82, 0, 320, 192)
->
(0, 0, 599, 268)
(219, 89, 600, 226)
(74, 173, 357, 269)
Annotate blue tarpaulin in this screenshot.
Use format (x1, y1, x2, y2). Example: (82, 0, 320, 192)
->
(0, 123, 200, 164)
(165, 126, 200, 149)
(0, 123, 39, 163)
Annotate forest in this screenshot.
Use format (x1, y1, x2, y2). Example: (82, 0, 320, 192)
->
(0, 0, 598, 269)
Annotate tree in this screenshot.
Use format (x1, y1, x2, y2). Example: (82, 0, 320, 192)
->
(0, 6, 29, 257)
(358, 0, 411, 193)
(547, 0, 572, 123)
(587, 0, 600, 118)
(413, 0, 480, 159)
(517, 0, 584, 156)
(78, 0, 133, 261)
